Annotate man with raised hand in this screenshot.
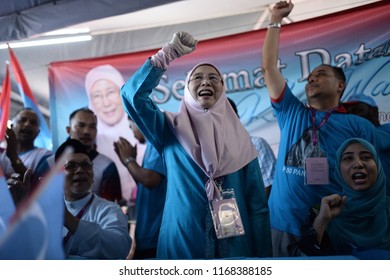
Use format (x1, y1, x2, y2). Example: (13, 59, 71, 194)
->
(261, 1, 388, 257)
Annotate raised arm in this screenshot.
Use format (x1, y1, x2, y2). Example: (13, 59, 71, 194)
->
(120, 32, 197, 153)
(313, 194, 346, 244)
(151, 31, 198, 70)
(261, 1, 294, 99)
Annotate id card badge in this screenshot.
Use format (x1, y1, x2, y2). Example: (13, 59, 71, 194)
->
(305, 156, 329, 185)
(209, 188, 245, 239)
(304, 129, 329, 185)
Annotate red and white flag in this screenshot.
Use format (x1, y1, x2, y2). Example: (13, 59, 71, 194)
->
(0, 62, 11, 141)
(8, 46, 52, 150)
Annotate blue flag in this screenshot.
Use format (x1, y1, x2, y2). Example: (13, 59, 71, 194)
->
(0, 167, 16, 237)
(0, 168, 65, 259)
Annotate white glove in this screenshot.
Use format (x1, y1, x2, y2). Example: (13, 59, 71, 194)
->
(169, 32, 198, 57)
(151, 32, 198, 70)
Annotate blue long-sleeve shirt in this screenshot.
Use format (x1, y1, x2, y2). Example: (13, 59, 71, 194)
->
(64, 193, 131, 259)
(120, 59, 272, 259)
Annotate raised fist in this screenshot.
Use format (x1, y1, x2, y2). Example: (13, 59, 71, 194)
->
(169, 31, 198, 57)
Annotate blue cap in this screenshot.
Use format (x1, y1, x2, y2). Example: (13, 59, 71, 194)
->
(345, 93, 378, 108)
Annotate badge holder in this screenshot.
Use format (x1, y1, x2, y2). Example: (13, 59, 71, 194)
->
(209, 188, 245, 239)
(304, 130, 329, 185)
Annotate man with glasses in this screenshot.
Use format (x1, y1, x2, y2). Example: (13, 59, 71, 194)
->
(56, 138, 131, 259)
(35, 107, 122, 203)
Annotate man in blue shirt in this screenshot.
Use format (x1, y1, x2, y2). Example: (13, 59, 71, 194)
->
(261, 1, 389, 257)
(56, 138, 131, 259)
(115, 118, 166, 259)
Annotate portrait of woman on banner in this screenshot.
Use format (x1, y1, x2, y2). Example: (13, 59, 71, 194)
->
(84, 64, 145, 204)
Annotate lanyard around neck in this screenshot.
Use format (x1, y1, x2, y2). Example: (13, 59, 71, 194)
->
(310, 108, 337, 146)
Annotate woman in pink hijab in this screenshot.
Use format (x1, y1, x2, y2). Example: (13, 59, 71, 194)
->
(121, 32, 272, 259)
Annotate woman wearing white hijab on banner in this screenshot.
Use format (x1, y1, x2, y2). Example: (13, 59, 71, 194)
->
(120, 31, 272, 259)
(85, 65, 146, 209)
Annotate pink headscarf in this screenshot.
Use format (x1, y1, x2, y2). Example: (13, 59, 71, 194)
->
(84, 64, 125, 102)
(164, 63, 258, 200)
(84, 64, 141, 201)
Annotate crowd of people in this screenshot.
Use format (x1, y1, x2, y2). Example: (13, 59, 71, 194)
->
(0, 1, 389, 260)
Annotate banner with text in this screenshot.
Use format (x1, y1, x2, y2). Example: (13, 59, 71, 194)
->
(49, 2, 390, 152)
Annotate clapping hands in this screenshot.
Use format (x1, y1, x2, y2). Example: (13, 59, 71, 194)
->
(114, 137, 137, 166)
(7, 169, 32, 206)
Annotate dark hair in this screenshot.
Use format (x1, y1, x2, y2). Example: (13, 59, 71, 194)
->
(331, 66, 346, 83)
(13, 108, 40, 125)
(319, 64, 347, 97)
(55, 138, 89, 162)
(318, 64, 346, 82)
(69, 107, 96, 123)
(227, 98, 239, 117)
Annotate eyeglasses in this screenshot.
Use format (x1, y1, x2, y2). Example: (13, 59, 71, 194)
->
(64, 161, 93, 172)
(189, 74, 222, 84)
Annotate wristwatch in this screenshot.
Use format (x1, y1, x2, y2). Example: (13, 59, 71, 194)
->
(124, 157, 136, 165)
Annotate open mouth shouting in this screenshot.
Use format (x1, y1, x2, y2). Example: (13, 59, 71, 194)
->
(351, 172, 368, 184)
(198, 89, 213, 97)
